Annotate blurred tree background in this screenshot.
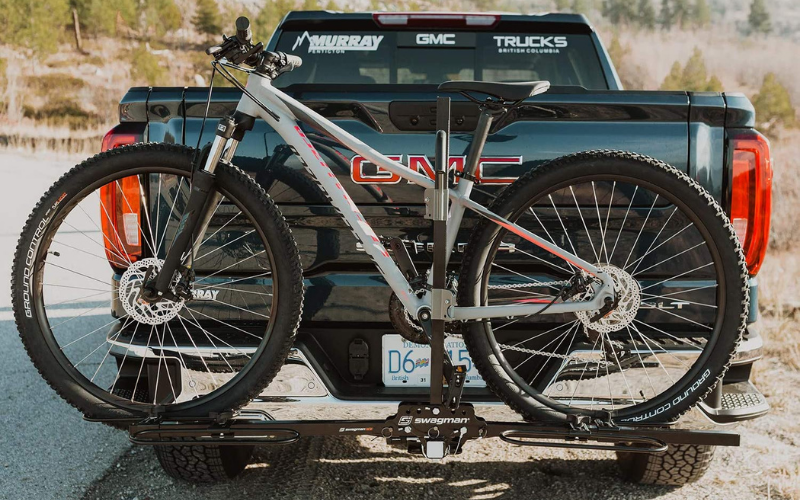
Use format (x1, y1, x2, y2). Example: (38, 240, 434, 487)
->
(0, 0, 795, 139)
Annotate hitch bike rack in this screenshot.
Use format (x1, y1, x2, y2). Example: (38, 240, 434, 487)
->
(86, 97, 742, 459)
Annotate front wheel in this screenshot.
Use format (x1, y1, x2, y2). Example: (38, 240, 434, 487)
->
(12, 143, 304, 422)
(458, 150, 748, 423)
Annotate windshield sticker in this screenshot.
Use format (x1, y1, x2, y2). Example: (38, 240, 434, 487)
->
(397, 32, 476, 48)
(292, 32, 384, 53)
(493, 35, 568, 54)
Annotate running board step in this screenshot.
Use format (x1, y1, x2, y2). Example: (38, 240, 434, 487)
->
(698, 380, 770, 423)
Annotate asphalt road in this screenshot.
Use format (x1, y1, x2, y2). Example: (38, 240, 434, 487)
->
(0, 152, 129, 500)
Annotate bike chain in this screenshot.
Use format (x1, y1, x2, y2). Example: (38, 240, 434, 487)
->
(498, 342, 612, 366)
(487, 280, 569, 290)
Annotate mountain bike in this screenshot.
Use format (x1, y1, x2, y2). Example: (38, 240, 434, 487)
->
(12, 17, 748, 427)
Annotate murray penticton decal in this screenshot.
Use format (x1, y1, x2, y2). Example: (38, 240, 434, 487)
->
(493, 35, 568, 54)
(292, 31, 385, 54)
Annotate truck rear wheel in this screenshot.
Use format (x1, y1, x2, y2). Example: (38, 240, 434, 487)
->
(154, 442, 255, 483)
(616, 444, 716, 485)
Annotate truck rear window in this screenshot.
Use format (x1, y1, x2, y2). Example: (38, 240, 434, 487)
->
(273, 31, 608, 90)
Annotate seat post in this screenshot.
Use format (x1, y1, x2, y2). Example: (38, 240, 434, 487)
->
(463, 106, 495, 180)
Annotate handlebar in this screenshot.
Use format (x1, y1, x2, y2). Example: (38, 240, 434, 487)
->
(205, 16, 302, 79)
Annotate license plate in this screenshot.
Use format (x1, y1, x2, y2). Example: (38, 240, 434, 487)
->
(381, 334, 486, 387)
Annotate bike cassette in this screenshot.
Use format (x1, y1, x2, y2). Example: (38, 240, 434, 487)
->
(383, 403, 487, 459)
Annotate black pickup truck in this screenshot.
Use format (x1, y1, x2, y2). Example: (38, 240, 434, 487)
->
(106, 11, 770, 484)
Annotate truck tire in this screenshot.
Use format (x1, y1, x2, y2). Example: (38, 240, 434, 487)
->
(154, 442, 255, 483)
(616, 444, 716, 485)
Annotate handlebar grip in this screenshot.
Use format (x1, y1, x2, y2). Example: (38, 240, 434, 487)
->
(235, 16, 252, 44)
(284, 54, 303, 71)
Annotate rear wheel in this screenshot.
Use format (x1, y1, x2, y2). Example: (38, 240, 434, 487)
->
(12, 143, 304, 422)
(458, 150, 748, 423)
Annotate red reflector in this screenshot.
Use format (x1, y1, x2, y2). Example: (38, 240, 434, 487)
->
(373, 12, 500, 28)
(100, 127, 142, 268)
(730, 132, 772, 275)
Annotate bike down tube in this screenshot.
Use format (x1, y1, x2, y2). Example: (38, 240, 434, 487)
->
(237, 74, 424, 316)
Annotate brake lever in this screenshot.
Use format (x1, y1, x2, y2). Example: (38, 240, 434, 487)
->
(229, 41, 263, 66)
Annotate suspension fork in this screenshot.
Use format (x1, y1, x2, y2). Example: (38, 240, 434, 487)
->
(149, 112, 253, 299)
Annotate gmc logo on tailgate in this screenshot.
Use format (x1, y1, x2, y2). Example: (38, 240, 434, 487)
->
(350, 155, 522, 185)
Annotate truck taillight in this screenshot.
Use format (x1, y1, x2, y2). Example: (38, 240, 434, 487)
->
(730, 131, 772, 275)
(373, 12, 500, 28)
(100, 128, 141, 268)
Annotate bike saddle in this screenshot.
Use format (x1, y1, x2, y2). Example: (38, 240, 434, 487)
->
(438, 80, 550, 102)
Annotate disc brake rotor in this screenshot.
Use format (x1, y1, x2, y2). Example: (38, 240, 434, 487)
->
(118, 257, 184, 325)
(575, 264, 641, 334)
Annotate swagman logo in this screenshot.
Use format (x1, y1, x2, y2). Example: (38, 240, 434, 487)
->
(292, 32, 385, 53)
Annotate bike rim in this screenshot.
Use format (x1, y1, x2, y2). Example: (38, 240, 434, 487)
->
(31, 165, 279, 413)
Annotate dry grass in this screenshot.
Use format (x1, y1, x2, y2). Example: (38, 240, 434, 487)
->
(769, 464, 800, 500)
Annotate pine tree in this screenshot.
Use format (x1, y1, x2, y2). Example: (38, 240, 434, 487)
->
(660, 61, 683, 90)
(69, 0, 138, 36)
(637, 0, 655, 29)
(142, 0, 182, 37)
(0, 0, 70, 53)
(253, 0, 294, 44)
(659, 47, 722, 92)
(693, 0, 711, 28)
(681, 47, 710, 89)
(659, 0, 673, 29)
(748, 0, 771, 34)
(752, 73, 796, 132)
(193, 0, 222, 37)
(603, 0, 637, 24)
(324, 0, 338, 9)
(672, 0, 691, 28)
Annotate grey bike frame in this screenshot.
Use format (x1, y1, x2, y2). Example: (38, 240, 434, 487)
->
(199, 69, 615, 321)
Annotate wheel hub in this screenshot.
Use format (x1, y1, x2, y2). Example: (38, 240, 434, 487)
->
(575, 264, 640, 333)
(119, 258, 184, 325)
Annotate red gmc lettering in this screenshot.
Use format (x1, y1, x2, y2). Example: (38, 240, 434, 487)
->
(349, 155, 522, 184)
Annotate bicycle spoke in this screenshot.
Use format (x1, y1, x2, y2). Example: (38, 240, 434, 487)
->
(623, 194, 659, 269)
(570, 185, 599, 263)
(628, 206, 678, 275)
(609, 185, 638, 264)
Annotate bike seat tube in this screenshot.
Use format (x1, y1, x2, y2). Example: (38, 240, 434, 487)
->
(463, 107, 495, 180)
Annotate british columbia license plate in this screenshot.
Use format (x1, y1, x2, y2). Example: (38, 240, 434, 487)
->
(381, 334, 486, 387)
